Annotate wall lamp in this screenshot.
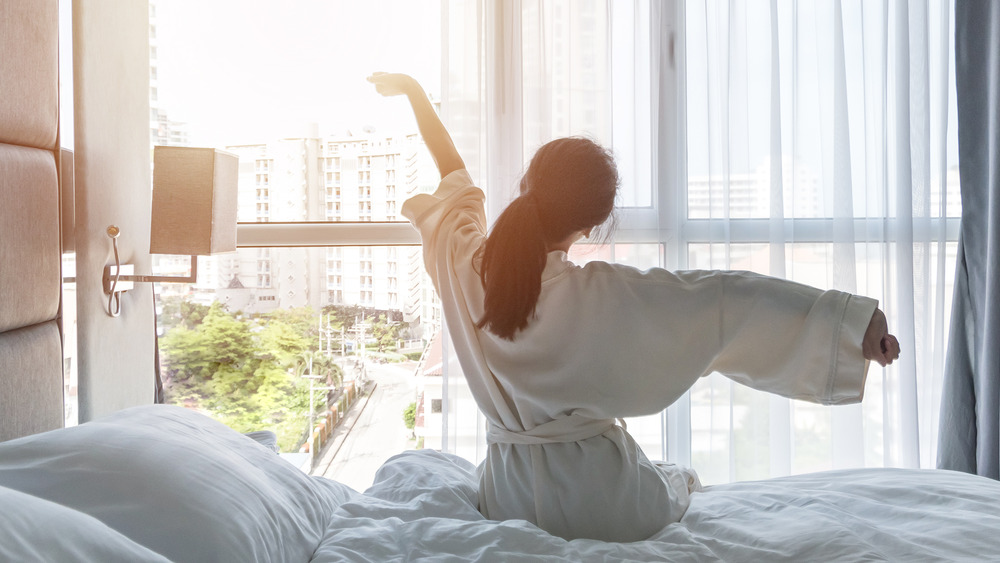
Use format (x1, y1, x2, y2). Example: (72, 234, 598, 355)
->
(104, 146, 238, 317)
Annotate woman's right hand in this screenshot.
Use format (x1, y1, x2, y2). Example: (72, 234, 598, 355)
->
(367, 71, 465, 177)
(367, 72, 418, 97)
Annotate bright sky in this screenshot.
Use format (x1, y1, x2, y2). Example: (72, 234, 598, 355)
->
(155, 0, 441, 148)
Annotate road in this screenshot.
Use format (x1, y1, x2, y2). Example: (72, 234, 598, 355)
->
(314, 360, 417, 492)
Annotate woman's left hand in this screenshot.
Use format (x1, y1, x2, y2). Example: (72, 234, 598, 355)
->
(863, 308, 900, 367)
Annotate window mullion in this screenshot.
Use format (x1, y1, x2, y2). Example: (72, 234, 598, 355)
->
(677, 217, 961, 246)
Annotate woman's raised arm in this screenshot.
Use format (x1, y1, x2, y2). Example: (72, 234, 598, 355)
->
(368, 72, 465, 179)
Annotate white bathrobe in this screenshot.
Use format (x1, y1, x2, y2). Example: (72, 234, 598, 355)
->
(402, 169, 877, 542)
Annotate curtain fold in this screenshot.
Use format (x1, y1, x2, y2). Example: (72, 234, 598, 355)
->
(937, 0, 1000, 480)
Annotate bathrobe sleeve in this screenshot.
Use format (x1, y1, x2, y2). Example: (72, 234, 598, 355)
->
(560, 264, 878, 417)
(705, 270, 876, 403)
(400, 169, 485, 289)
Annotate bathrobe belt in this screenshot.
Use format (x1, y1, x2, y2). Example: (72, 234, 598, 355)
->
(486, 416, 627, 445)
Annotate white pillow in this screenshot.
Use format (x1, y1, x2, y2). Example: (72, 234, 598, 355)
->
(0, 485, 170, 562)
(0, 405, 356, 563)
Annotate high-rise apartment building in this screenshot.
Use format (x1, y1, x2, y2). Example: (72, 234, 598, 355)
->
(208, 129, 441, 339)
(149, 0, 188, 150)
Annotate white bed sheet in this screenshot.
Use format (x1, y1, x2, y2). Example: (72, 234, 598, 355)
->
(2, 406, 997, 562)
(312, 450, 1000, 562)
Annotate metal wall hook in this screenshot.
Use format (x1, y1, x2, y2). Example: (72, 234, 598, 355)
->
(106, 225, 123, 317)
(103, 224, 198, 318)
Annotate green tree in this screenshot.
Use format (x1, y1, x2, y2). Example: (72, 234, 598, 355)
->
(257, 320, 311, 365)
(267, 306, 320, 345)
(199, 303, 255, 368)
(322, 304, 364, 331)
(403, 402, 417, 438)
(322, 305, 403, 336)
(311, 354, 343, 387)
(369, 314, 402, 352)
(158, 295, 210, 331)
(159, 303, 314, 452)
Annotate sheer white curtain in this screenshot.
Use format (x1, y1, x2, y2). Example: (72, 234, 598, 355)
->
(440, 0, 958, 483)
(683, 0, 959, 483)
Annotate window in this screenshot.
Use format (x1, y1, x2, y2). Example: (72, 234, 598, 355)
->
(152, 0, 441, 491)
(152, 1, 955, 490)
(445, 0, 957, 478)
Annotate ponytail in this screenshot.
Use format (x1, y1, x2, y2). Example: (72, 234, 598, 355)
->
(475, 137, 619, 341)
(476, 195, 549, 340)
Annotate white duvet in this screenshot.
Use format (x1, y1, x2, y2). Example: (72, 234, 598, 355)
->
(1, 405, 998, 562)
(318, 450, 1000, 562)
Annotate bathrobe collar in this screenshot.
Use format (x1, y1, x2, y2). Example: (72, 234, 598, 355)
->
(541, 251, 575, 284)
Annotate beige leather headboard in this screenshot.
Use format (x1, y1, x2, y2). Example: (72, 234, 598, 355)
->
(0, 0, 65, 441)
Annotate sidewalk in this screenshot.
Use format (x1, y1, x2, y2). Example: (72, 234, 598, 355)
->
(309, 381, 377, 477)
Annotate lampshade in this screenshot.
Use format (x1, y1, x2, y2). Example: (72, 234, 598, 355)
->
(149, 146, 238, 256)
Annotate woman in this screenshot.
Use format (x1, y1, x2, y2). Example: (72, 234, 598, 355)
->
(369, 72, 900, 543)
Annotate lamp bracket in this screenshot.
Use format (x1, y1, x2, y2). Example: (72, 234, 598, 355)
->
(102, 258, 199, 295)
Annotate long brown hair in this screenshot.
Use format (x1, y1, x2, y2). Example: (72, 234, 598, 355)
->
(476, 137, 619, 340)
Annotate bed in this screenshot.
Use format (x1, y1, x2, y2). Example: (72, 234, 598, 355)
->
(1, 404, 997, 562)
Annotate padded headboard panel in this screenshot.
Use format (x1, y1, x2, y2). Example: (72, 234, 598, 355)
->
(0, 0, 64, 441)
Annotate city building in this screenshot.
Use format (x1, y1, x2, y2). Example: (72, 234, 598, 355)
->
(148, 0, 188, 150)
(200, 128, 442, 340)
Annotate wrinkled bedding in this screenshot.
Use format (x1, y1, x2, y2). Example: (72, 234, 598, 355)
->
(317, 450, 1000, 562)
(2, 405, 998, 562)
